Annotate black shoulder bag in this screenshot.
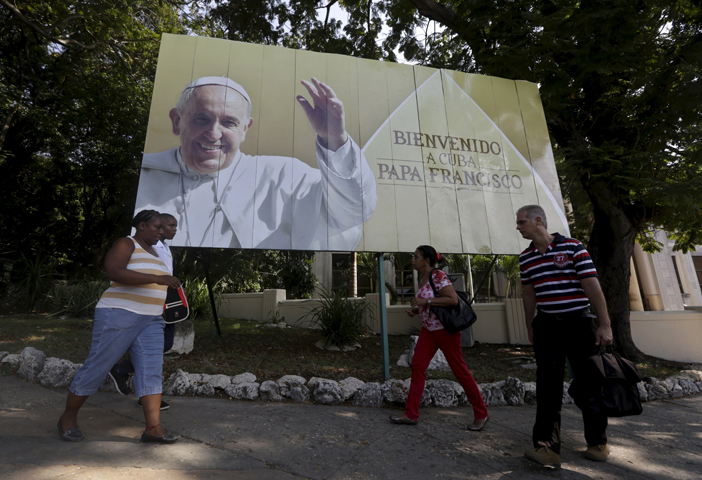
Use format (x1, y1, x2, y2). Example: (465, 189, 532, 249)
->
(163, 286, 190, 324)
(427, 269, 477, 334)
(570, 347, 643, 418)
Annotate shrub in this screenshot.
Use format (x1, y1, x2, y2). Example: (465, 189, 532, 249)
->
(45, 278, 110, 318)
(182, 277, 219, 320)
(304, 288, 372, 348)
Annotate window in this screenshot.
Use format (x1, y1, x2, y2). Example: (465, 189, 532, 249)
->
(671, 256, 685, 294)
(693, 256, 702, 292)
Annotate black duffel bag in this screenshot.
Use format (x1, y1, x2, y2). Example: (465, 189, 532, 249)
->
(570, 348, 643, 418)
(427, 268, 477, 334)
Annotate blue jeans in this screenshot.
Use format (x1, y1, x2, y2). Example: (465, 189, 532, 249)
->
(113, 322, 175, 377)
(70, 308, 165, 398)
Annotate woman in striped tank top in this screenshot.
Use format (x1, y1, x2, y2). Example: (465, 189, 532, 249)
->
(58, 210, 182, 444)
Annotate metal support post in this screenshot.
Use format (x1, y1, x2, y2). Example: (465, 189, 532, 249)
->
(377, 252, 390, 380)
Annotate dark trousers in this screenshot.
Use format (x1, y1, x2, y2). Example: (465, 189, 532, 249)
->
(532, 310, 607, 453)
(114, 322, 175, 376)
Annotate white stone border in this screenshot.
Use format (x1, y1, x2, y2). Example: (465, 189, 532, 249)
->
(2, 347, 701, 408)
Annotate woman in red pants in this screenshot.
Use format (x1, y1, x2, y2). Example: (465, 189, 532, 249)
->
(389, 245, 489, 431)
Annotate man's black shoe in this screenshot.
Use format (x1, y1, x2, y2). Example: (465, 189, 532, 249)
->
(108, 366, 130, 396)
(137, 398, 170, 411)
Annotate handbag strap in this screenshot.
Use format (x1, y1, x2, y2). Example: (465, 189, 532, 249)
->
(427, 268, 475, 305)
(427, 269, 441, 297)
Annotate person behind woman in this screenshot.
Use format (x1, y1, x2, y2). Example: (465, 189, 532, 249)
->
(389, 245, 489, 430)
(58, 210, 181, 444)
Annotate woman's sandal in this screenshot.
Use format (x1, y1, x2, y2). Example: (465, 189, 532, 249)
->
(466, 416, 489, 431)
(141, 424, 180, 444)
(57, 419, 84, 442)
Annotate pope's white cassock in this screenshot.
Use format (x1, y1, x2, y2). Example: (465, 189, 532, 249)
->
(135, 139, 377, 250)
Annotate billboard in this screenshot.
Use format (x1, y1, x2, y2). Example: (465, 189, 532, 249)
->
(135, 34, 568, 254)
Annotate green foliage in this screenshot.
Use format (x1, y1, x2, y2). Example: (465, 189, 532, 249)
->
(45, 278, 110, 318)
(174, 248, 317, 299)
(4, 252, 57, 311)
(182, 277, 215, 321)
(497, 255, 521, 298)
(0, 0, 185, 276)
(356, 252, 379, 292)
(304, 287, 372, 348)
(385, 281, 398, 305)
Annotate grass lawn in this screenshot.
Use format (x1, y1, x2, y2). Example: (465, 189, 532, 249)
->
(0, 314, 691, 385)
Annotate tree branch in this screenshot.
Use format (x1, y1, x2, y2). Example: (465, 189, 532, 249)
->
(1, 0, 102, 49)
(0, 103, 21, 153)
(323, 0, 338, 30)
(407, 0, 472, 40)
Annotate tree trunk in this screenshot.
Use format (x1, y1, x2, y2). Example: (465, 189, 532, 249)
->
(584, 179, 645, 361)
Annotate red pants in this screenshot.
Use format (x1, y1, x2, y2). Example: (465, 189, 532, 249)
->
(405, 327, 488, 421)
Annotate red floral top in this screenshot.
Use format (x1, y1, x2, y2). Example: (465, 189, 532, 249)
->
(416, 270, 451, 331)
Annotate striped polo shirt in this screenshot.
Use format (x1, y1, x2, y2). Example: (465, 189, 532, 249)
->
(519, 233, 598, 314)
(95, 237, 170, 315)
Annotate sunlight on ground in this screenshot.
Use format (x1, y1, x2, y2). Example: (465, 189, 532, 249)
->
(435, 410, 466, 417)
(614, 435, 699, 477)
(335, 411, 360, 419)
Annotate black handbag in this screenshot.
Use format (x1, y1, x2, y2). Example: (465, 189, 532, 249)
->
(571, 348, 643, 418)
(427, 269, 477, 334)
(163, 286, 190, 324)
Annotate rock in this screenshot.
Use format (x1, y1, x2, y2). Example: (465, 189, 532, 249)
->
(277, 375, 307, 397)
(353, 382, 384, 407)
(225, 382, 260, 400)
(260, 380, 283, 402)
(661, 378, 675, 392)
(520, 363, 538, 370)
(0, 352, 8, 362)
(381, 379, 408, 404)
(675, 376, 700, 396)
(427, 379, 458, 408)
(200, 374, 233, 390)
(169, 320, 195, 355)
(232, 373, 256, 384)
(680, 370, 702, 382)
(99, 373, 118, 393)
(191, 383, 216, 397)
(173, 320, 196, 354)
(289, 385, 310, 403)
(187, 373, 205, 384)
(262, 322, 289, 328)
(313, 380, 344, 405)
(524, 382, 537, 405)
(671, 383, 684, 399)
(315, 339, 361, 351)
(1, 353, 20, 367)
(645, 380, 669, 401)
(480, 382, 507, 406)
(18, 347, 46, 382)
(453, 382, 469, 407)
(402, 378, 431, 406)
(502, 377, 525, 406)
(396, 354, 410, 368)
(163, 369, 191, 396)
(37, 358, 79, 388)
(636, 382, 648, 402)
(339, 377, 365, 401)
(308, 377, 332, 390)
(406, 336, 451, 371)
(562, 381, 574, 405)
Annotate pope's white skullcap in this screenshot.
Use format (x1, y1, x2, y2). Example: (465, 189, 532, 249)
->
(184, 76, 251, 105)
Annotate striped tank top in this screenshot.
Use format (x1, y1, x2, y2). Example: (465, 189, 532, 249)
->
(95, 237, 170, 315)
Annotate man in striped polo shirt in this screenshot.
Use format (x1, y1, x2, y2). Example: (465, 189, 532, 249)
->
(516, 205, 613, 468)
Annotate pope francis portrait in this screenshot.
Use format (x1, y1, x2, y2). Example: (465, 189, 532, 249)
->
(134, 76, 377, 250)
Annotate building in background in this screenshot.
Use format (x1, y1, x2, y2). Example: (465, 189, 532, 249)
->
(311, 231, 702, 313)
